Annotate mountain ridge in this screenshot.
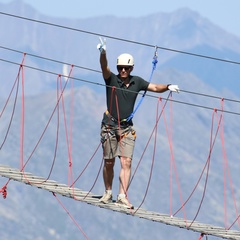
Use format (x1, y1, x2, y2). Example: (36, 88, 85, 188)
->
(0, 1, 240, 239)
(0, 1, 239, 96)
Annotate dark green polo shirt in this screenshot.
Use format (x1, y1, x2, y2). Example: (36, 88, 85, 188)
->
(102, 72, 149, 125)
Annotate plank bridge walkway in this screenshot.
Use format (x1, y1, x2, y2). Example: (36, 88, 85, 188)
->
(0, 165, 240, 240)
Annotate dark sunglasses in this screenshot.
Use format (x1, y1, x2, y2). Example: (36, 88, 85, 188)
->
(117, 66, 131, 71)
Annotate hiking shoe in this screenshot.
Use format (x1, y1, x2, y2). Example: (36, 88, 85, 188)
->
(116, 196, 134, 209)
(99, 191, 112, 204)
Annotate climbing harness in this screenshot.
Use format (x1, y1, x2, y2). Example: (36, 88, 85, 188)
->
(105, 110, 132, 127)
(101, 124, 135, 144)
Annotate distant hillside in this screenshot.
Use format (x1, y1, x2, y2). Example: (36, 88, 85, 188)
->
(160, 44, 240, 96)
(0, 1, 240, 240)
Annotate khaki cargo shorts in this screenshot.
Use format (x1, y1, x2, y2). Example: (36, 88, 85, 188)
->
(100, 125, 136, 159)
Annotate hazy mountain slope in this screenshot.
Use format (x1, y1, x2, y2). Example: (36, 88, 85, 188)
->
(159, 44, 240, 96)
(0, 1, 240, 239)
(0, 1, 240, 96)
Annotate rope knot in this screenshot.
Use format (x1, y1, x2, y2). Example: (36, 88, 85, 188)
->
(0, 185, 7, 199)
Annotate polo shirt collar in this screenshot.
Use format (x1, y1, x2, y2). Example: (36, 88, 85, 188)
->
(117, 75, 135, 87)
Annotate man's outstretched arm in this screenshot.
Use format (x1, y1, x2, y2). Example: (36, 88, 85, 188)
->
(147, 83, 179, 93)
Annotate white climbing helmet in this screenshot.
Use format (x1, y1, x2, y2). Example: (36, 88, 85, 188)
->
(117, 53, 134, 66)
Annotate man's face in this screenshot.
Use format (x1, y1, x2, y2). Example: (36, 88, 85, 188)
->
(117, 66, 133, 79)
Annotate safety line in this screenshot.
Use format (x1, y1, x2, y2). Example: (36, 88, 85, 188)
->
(1, 46, 240, 105)
(126, 47, 158, 122)
(0, 12, 240, 65)
(1, 57, 239, 117)
(0, 46, 99, 74)
(180, 90, 240, 104)
(0, 47, 240, 106)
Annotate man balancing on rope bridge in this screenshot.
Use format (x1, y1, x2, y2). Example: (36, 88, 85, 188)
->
(97, 37, 179, 209)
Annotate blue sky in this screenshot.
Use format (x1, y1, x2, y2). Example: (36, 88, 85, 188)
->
(1, 0, 240, 37)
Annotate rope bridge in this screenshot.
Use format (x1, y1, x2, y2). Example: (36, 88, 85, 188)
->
(0, 49, 240, 240)
(1, 165, 239, 240)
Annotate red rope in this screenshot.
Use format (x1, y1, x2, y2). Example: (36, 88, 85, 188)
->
(114, 90, 130, 197)
(221, 98, 229, 228)
(0, 54, 26, 198)
(42, 77, 61, 181)
(18, 74, 66, 186)
(67, 89, 105, 198)
(130, 94, 171, 187)
(132, 94, 171, 214)
(0, 82, 18, 149)
(0, 54, 26, 150)
(133, 97, 161, 213)
(198, 233, 205, 240)
(162, 93, 187, 221)
(68, 78, 103, 194)
(10, 68, 76, 190)
(169, 95, 173, 216)
(0, 185, 7, 199)
(83, 154, 104, 200)
(228, 215, 240, 230)
(103, 86, 116, 154)
(174, 106, 223, 226)
(20, 70, 70, 170)
(57, 65, 75, 187)
(53, 193, 90, 239)
(68, 67, 75, 187)
(20, 54, 26, 170)
(69, 75, 106, 192)
(71, 142, 102, 187)
(219, 98, 240, 228)
(59, 76, 72, 181)
(188, 108, 223, 227)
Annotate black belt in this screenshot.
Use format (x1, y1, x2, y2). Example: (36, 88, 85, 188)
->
(105, 110, 132, 126)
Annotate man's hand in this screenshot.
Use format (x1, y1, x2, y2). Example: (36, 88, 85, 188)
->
(97, 37, 106, 54)
(168, 84, 180, 93)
